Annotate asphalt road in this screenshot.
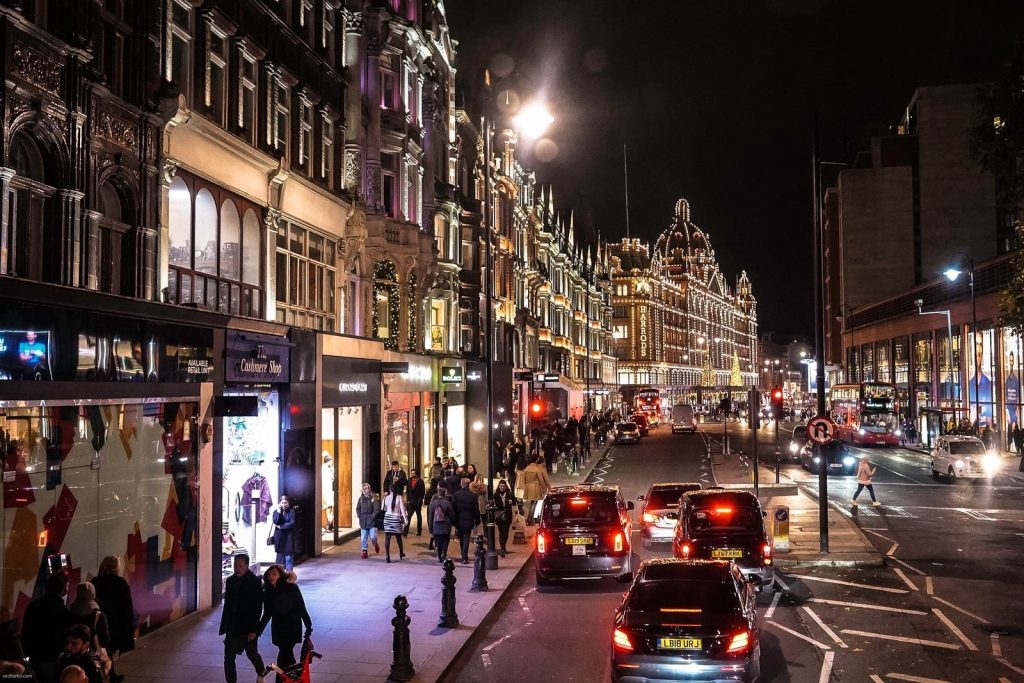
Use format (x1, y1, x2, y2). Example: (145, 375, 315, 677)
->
(442, 424, 1024, 683)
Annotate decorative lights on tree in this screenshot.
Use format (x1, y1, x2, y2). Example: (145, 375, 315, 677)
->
(408, 273, 417, 351)
(373, 260, 399, 351)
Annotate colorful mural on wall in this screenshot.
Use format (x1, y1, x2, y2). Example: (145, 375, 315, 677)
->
(1, 401, 199, 636)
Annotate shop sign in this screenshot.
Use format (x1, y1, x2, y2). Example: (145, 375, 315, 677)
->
(322, 356, 381, 407)
(226, 335, 290, 383)
(639, 307, 649, 358)
(440, 366, 464, 384)
(177, 354, 213, 381)
(388, 357, 434, 393)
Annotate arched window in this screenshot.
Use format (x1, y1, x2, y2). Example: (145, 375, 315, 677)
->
(168, 176, 191, 268)
(242, 209, 260, 285)
(373, 260, 399, 350)
(5, 131, 56, 280)
(97, 178, 134, 295)
(193, 189, 216, 275)
(219, 200, 240, 281)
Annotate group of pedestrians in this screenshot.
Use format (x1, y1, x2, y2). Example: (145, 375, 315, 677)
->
(20, 556, 134, 683)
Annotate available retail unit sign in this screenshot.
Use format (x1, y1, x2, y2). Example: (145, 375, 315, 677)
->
(226, 333, 290, 383)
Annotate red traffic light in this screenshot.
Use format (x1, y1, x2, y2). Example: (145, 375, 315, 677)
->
(531, 401, 543, 414)
(771, 387, 783, 402)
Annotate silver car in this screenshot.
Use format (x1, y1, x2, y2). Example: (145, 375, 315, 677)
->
(638, 483, 703, 548)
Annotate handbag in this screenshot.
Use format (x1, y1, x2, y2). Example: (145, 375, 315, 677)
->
(267, 525, 276, 546)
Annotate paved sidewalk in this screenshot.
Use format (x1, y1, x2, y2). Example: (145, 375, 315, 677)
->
(116, 446, 610, 683)
(710, 448, 883, 569)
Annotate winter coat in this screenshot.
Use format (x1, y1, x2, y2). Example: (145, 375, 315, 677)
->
(382, 493, 408, 534)
(407, 476, 426, 508)
(428, 496, 456, 535)
(219, 569, 263, 637)
(69, 582, 110, 650)
(92, 573, 135, 652)
(272, 508, 296, 556)
(444, 471, 465, 496)
(428, 463, 443, 483)
(21, 592, 69, 664)
(56, 649, 107, 683)
(383, 468, 409, 495)
(451, 487, 480, 532)
(356, 493, 380, 530)
(469, 479, 488, 514)
(856, 461, 875, 485)
(521, 462, 550, 500)
(493, 489, 517, 524)
(259, 572, 312, 647)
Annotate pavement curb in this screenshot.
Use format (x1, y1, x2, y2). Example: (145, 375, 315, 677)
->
(792, 484, 886, 567)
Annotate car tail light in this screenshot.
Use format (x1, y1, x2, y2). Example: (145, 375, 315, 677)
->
(726, 629, 750, 654)
(613, 628, 634, 652)
(613, 532, 624, 553)
(762, 542, 773, 566)
(536, 532, 548, 555)
(679, 542, 691, 558)
(643, 513, 657, 523)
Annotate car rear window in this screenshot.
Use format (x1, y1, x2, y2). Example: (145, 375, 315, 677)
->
(689, 504, 761, 534)
(544, 496, 618, 526)
(949, 441, 986, 455)
(647, 487, 699, 510)
(617, 423, 637, 432)
(630, 580, 737, 611)
(793, 426, 807, 439)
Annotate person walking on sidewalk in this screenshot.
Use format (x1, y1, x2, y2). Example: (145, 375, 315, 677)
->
(383, 460, 408, 496)
(851, 456, 881, 506)
(270, 496, 296, 572)
(219, 554, 265, 683)
(493, 480, 517, 557)
(22, 572, 70, 683)
(382, 483, 408, 562)
(356, 483, 381, 558)
(404, 470, 425, 537)
(67, 583, 111, 681)
(91, 557, 133, 683)
(258, 565, 312, 674)
(452, 478, 480, 564)
(522, 455, 551, 525)
(428, 485, 456, 562)
(469, 474, 488, 536)
(56, 625, 107, 683)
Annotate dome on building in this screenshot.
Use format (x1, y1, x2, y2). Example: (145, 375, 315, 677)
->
(653, 196, 716, 282)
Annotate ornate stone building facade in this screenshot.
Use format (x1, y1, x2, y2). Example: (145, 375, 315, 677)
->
(610, 198, 758, 405)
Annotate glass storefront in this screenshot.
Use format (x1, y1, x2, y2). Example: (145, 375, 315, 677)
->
(0, 400, 198, 635)
(222, 389, 280, 577)
(320, 406, 365, 546)
(967, 329, 995, 427)
(1002, 327, 1022, 432)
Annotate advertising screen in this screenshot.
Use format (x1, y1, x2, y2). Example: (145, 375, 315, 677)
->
(0, 329, 52, 380)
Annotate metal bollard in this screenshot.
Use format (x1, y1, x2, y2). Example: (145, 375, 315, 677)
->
(387, 594, 414, 682)
(472, 533, 489, 591)
(438, 558, 459, 628)
(485, 501, 499, 570)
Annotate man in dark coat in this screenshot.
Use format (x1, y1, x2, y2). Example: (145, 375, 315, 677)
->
(404, 469, 426, 536)
(451, 478, 480, 564)
(55, 625, 106, 683)
(272, 496, 296, 571)
(427, 486, 456, 562)
(22, 572, 70, 683)
(219, 554, 265, 683)
(444, 465, 465, 498)
(382, 460, 408, 496)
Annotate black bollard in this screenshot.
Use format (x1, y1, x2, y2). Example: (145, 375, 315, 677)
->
(438, 558, 459, 628)
(472, 533, 489, 591)
(387, 595, 414, 682)
(485, 501, 499, 570)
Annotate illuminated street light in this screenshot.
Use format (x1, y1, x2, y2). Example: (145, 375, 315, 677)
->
(943, 267, 962, 282)
(513, 102, 554, 138)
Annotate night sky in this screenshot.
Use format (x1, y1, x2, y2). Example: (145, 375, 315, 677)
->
(446, 0, 1023, 335)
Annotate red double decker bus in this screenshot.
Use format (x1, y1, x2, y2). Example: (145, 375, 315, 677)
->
(635, 389, 662, 426)
(830, 382, 900, 446)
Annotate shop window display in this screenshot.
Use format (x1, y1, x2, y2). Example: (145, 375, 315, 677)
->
(0, 401, 198, 635)
(967, 330, 995, 426)
(386, 411, 410, 475)
(1002, 328, 1022, 435)
(222, 390, 280, 576)
(320, 407, 364, 545)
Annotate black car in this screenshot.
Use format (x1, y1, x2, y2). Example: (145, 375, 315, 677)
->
(787, 425, 808, 461)
(799, 439, 857, 475)
(672, 490, 773, 591)
(611, 559, 761, 682)
(535, 485, 634, 586)
(638, 482, 703, 548)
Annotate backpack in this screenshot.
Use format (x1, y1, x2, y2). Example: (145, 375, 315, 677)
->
(433, 503, 446, 523)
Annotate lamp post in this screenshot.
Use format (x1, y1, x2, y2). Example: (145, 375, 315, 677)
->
(944, 256, 977, 428)
(915, 301, 954, 446)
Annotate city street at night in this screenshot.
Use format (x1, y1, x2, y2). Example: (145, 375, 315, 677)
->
(445, 424, 1024, 683)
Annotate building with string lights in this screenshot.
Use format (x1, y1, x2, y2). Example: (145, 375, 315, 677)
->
(609, 198, 759, 407)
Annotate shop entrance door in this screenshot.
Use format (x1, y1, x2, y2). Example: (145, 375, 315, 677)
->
(332, 441, 352, 544)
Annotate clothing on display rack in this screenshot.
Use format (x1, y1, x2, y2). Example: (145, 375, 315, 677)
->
(239, 473, 273, 525)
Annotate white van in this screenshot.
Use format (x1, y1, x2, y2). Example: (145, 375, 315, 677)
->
(671, 404, 696, 434)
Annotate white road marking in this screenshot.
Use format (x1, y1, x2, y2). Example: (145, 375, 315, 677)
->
(930, 595, 988, 623)
(517, 596, 533, 621)
(932, 608, 978, 651)
(481, 653, 491, 668)
(863, 528, 895, 542)
(888, 556, 926, 576)
(801, 606, 847, 648)
(775, 574, 791, 592)
(886, 542, 899, 556)
(925, 576, 934, 595)
(991, 633, 1002, 657)
(808, 598, 928, 615)
(765, 590, 782, 619)
(998, 658, 1024, 676)
(998, 678, 1011, 683)
(766, 620, 832, 651)
(892, 567, 919, 591)
(818, 650, 835, 683)
(839, 629, 961, 650)
(869, 676, 884, 683)
(788, 574, 909, 594)
(482, 633, 514, 652)
(886, 674, 952, 683)
(958, 507, 997, 521)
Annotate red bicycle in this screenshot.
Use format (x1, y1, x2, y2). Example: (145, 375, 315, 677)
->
(266, 638, 321, 683)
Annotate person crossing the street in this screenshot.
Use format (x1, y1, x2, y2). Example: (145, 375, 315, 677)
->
(851, 456, 881, 507)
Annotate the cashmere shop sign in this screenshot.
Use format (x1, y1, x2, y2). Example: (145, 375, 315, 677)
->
(226, 333, 290, 383)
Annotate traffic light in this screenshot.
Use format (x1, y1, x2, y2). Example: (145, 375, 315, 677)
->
(770, 386, 784, 419)
(530, 399, 544, 420)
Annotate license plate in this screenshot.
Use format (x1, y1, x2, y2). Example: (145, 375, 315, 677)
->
(658, 637, 702, 650)
(830, 463, 842, 468)
(572, 544, 586, 556)
(711, 548, 743, 559)
(564, 537, 594, 545)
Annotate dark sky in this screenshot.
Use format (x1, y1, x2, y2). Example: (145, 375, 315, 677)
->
(445, 0, 1023, 335)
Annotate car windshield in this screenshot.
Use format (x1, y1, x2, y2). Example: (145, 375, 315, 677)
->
(630, 579, 738, 611)
(689, 504, 761, 534)
(647, 487, 699, 510)
(948, 441, 986, 455)
(617, 423, 637, 432)
(793, 426, 807, 439)
(544, 496, 618, 526)
(861, 413, 898, 432)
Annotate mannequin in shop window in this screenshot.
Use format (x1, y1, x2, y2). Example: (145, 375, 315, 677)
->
(270, 496, 296, 571)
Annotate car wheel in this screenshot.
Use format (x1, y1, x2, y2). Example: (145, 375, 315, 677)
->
(617, 571, 633, 583)
(536, 572, 555, 587)
(931, 464, 940, 478)
(947, 466, 956, 483)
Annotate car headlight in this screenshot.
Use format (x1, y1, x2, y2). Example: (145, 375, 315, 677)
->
(955, 459, 964, 469)
(843, 456, 855, 466)
(813, 456, 821, 463)
(789, 443, 799, 454)
(895, 429, 902, 437)
(858, 428, 866, 435)
(983, 453, 1000, 475)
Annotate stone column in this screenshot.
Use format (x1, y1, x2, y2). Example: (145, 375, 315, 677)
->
(58, 189, 84, 287)
(81, 209, 102, 291)
(265, 208, 282, 321)
(0, 168, 14, 275)
(364, 35, 383, 211)
(157, 159, 178, 300)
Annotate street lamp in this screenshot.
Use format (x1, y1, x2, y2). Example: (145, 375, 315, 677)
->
(943, 255, 978, 427)
(513, 102, 554, 139)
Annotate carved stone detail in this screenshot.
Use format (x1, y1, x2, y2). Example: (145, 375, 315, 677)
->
(160, 158, 178, 187)
(344, 147, 362, 194)
(91, 109, 137, 149)
(8, 94, 33, 121)
(11, 42, 63, 95)
(366, 164, 382, 211)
